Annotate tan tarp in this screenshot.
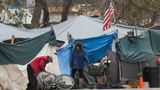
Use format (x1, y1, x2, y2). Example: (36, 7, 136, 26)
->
(0, 65, 28, 90)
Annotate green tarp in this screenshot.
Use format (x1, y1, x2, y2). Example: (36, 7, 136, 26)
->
(0, 30, 56, 65)
(117, 30, 160, 62)
(149, 30, 160, 54)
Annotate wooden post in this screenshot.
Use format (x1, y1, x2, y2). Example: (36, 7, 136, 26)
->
(11, 35, 16, 45)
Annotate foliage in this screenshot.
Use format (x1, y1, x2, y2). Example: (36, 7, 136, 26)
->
(8, 8, 28, 27)
(6, 0, 13, 5)
(113, 0, 160, 27)
(0, 0, 27, 27)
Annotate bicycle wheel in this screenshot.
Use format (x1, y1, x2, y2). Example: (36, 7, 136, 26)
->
(56, 74, 74, 89)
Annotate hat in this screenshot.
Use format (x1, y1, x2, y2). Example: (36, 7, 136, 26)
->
(47, 56, 53, 62)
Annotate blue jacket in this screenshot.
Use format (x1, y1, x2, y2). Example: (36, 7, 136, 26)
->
(70, 50, 88, 69)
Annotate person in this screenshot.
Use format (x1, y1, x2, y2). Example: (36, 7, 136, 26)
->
(70, 43, 88, 87)
(26, 56, 53, 90)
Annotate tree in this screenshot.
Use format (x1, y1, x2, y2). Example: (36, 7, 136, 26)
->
(0, 0, 28, 27)
(31, 0, 49, 28)
(112, 0, 160, 27)
(8, 9, 28, 27)
(61, 0, 72, 22)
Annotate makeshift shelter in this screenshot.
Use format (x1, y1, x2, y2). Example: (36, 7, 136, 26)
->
(0, 23, 50, 42)
(117, 31, 154, 62)
(53, 15, 145, 52)
(57, 32, 116, 75)
(54, 16, 157, 84)
(53, 15, 145, 43)
(0, 23, 61, 90)
(117, 30, 160, 62)
(115, 30, 160, 88)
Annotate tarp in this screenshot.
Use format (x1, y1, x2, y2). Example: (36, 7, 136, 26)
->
(149, 30, 160, 54)
(0, 23, 59, 90)
(0, 65, 28, 90)
(117, 30, 160, 62)
(53, 16, 145, 43)
(0, 23, 50, 42)
(3, 43, 61, 90)
(53, 15, 146, 52)
(57, 32, 116, 75)
(53, 16, 105, 42)
(117, 31, 155, 62)
(0, 30, 56, 65)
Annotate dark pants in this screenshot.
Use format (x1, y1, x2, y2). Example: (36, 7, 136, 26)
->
(26, 64, 37, 90)
(71, 69, 84, 88)
(71, 69, 84, 78)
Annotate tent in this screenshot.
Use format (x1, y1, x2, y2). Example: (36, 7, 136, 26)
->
(0, 15, 158, 88)
(54, 16, 157, 83)
(53, 15, 146, 52)
(57, 32, 116, 75)
(0, 23, 50, 42)
(53, 15, 145, 43)
(0, 23, 61, 90)
(117, 30, 160, 62)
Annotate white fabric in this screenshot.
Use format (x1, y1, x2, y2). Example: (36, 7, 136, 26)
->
(0, 65, 28, 90)
(53, 16, 104, 42)
(0, 16, 146, 43)
(18, 43, 61, 75)
(0, 15, 148, 43)
(0, 23, 50, 42)
(53, 16, 147, 42)
(33, 43, 61, 75)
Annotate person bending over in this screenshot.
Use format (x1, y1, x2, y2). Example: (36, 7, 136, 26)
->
(26, 56, 53, 90)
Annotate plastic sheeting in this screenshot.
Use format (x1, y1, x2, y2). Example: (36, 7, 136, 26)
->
(53, 16, 146, 42)
(0, 23, 50, 42)
(0, 31, 56, 65)
(117, 30, 160, 62)
(117, 31, 155, 62)
(57, 33, 116, 75)
(0, 43, 61, 90)
(0, 65, 28, 90)
(149, 30, 160, 55)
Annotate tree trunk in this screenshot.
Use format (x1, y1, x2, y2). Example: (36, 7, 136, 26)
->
(42, 0, 49, 27)
(61, 0, 72, 22)
(31, 0, 49, 28)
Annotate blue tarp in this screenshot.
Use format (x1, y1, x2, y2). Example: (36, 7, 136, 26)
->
(57, 32, 116, 75)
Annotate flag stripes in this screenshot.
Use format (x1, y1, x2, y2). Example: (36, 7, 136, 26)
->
(103, 3, 114, 31)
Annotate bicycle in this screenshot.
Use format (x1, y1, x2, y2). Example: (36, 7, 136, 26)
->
(36, 71, 74, 90)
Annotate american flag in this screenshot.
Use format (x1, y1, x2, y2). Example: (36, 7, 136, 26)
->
(103, 0, 114, 31)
